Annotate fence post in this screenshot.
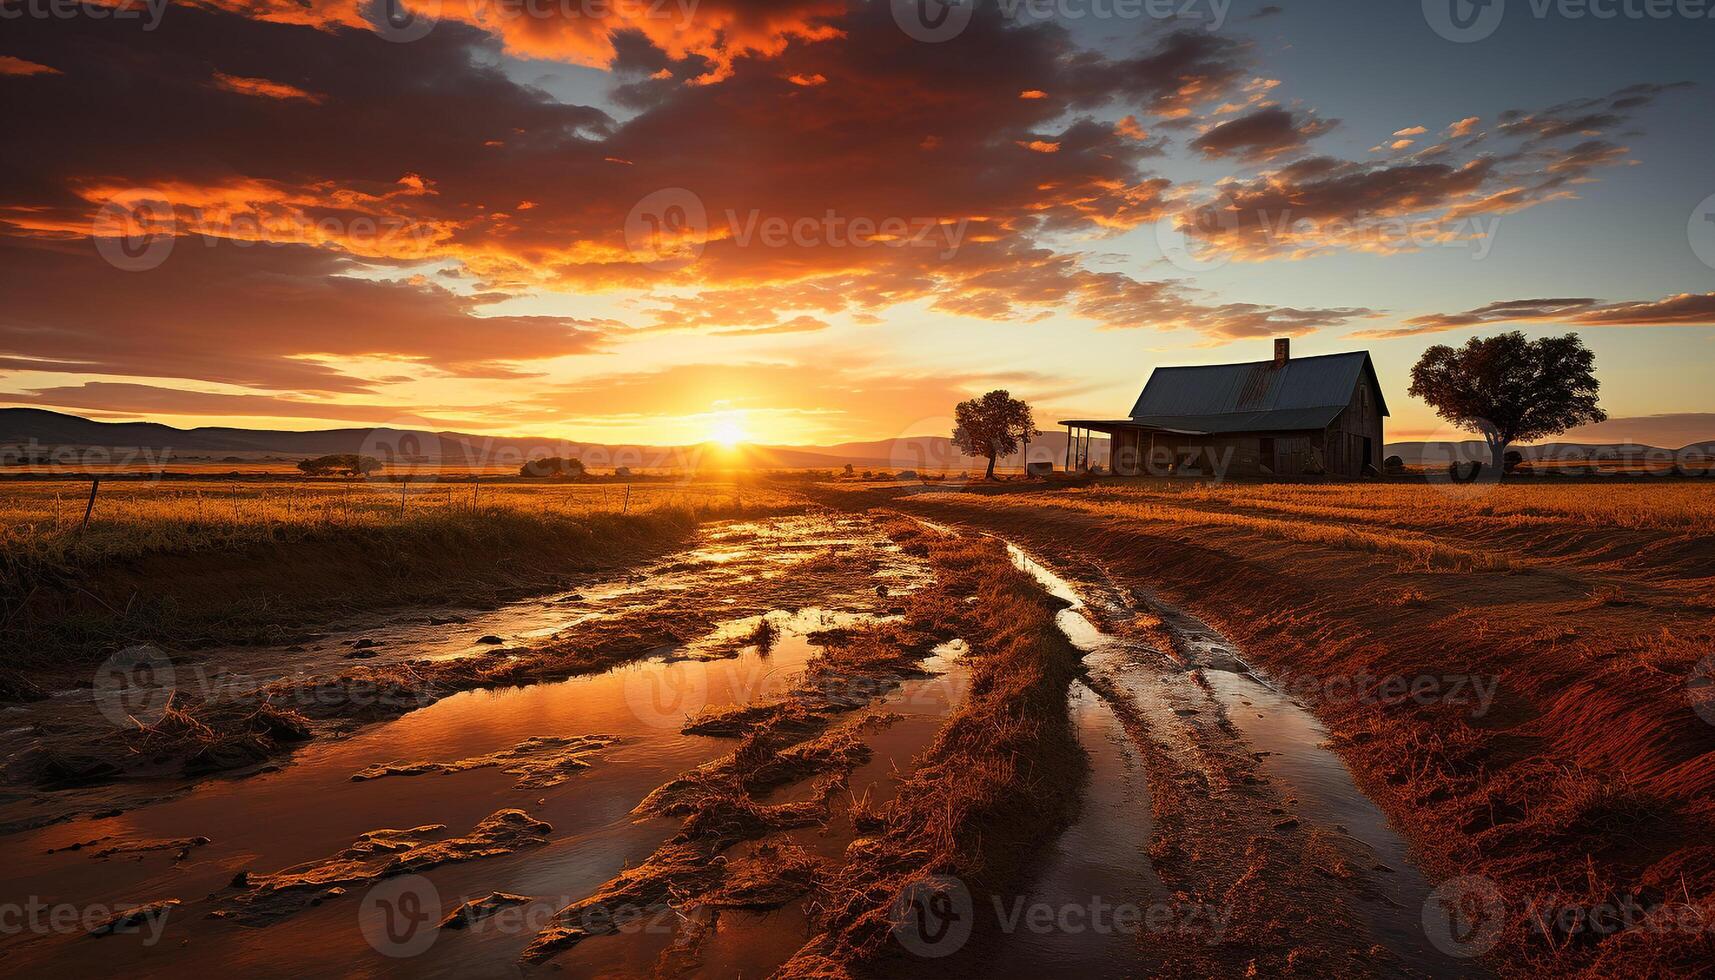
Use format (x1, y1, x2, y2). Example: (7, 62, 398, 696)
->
(623, 483, 631, 515)
(80, 477, 100, 530)
(399, 479, 407, 517)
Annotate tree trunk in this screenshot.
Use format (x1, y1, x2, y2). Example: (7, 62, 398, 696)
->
(1488, 438, 1508, 478)
(985, 455, 997, 480)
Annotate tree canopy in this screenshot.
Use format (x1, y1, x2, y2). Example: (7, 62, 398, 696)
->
(520, 456, 587, 478)
(951, 390, 1037, 480)
(1408, 331, 1606, 473)
(297, 454, 382, 477)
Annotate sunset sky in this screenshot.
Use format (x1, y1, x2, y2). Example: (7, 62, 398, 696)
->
(2, 0, 1712, 448)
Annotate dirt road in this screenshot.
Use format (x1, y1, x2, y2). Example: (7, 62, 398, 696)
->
(0, 505, 1513, 977)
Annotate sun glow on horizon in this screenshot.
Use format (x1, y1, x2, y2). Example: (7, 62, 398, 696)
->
(710, 419, 747, 446)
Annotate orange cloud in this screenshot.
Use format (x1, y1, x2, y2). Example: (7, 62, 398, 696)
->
(0, 56, 60, 76)
(212, 71, 325, 103)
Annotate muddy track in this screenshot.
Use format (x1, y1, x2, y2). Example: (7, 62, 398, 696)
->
(857, 504, 1486, 977)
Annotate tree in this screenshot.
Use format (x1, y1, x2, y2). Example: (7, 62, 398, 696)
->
(520, 456, 587, 478)
(297, 454, 381, 477)
(951, 390, 1036, 480)
(1409, 332, 1606, 475)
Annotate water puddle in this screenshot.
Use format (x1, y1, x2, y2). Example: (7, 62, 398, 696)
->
(983, 680, 1161, 978)
(0, 514, 951, 975)
(997, 537, 1471, 977)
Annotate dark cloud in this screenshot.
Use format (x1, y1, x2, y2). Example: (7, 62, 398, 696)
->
(1188, 106, 1336, 162)
(0, 239, 614, 393)
(1354, 293, 1715, 339)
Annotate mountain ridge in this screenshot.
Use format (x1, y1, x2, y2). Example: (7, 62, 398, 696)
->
(2, 408, 1710, 470)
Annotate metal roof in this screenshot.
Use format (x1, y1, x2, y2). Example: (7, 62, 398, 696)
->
(1058, 418, 1209, 434)
(1120, 351, 1388, 432)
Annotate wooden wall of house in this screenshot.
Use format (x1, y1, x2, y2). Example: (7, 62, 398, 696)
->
(1322, 375, 1385, 477)
(1125, 432, 1318, 477)
(1102, 371, 1381, 479)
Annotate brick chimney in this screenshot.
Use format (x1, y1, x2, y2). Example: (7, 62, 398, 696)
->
(1273, 337, 1290, 368)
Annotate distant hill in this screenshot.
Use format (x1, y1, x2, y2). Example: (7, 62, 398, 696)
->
(0, 408, 1087, 472)
(1387, 440, 1715, 464)
(12, 409, 1703, 474)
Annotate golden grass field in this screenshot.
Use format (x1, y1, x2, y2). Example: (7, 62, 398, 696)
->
(0, 478, 803, 568)
(0, 478, 809, 664)
(835, 476, 1715, 976)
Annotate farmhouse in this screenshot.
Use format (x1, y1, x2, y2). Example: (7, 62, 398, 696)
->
(1061, 339, 1388, 478)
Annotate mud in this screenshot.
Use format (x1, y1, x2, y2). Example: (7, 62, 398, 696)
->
(214, 808, 553, 924)
(0, 514, 928, 831)
(0, 513, 955, 977)
(350, 734, 617, 789)
(999, 536, 1475, 978)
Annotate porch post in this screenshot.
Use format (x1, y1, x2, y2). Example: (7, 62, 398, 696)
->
(1065, 424, 1072, 472)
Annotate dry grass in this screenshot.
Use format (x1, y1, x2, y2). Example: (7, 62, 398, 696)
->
(849, 480, 1715, 977)
(0, 479, 808, 666)
(0, 478, 801, 573)
(778, 517, 1086, 976)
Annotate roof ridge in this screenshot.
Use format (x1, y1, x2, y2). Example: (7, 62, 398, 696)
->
(1149, 350, 1369, 371)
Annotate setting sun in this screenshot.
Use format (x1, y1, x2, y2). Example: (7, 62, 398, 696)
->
(710, 420, 747, 446)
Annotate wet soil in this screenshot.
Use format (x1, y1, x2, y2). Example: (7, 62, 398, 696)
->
(1, 509, 1479, 978)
